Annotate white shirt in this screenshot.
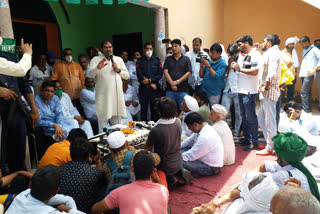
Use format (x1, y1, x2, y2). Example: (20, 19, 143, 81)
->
(212, 120, 235, 165)
(237, 48, 262, 94)
(181, 124, 224, 167)
(182, 111, 193, 137)
(29, 65, 51, 88)
(80, 88, 97, 120)
(0, 53, 31, 77)
(224, 54, 245, 93)
(299, 111, 320, 136)
(185, 50, 209, 89)
(123, 85, 140, 116)
(264, 160, 311, 193)
(299, 45, 320, 77)
(125, 61, 138, 80)
(6, 189, 85, 214)
(60, 92, 80, 119)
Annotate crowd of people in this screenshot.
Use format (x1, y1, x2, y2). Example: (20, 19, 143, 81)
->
(0, 32, 320, 214)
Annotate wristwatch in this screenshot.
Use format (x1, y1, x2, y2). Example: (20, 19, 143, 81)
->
(176, 79, 180, 84)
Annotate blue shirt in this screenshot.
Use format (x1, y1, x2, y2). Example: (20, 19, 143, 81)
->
(299, 45, 320, 77)
(202, 57, 227, 96)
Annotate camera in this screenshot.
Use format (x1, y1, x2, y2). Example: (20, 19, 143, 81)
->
(196, 52, 209, 63)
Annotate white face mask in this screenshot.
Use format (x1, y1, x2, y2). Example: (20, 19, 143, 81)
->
(133, 59, 137, 63)
(0, 36, 3, 46)
(65, 55, 72, 62)
(146, 50, 153, 58)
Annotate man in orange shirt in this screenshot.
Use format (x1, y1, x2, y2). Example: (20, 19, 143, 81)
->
(51, 48, 85, 114)
(38, 128, 87, 168)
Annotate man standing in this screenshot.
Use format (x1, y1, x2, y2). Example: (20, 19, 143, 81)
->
(51, 48, 85, 114)
(200, 43, 227, 106)
(314, 39, 320, 111)
(136, 42, 162, 122)
(163, 39, 192, 108)
(87, 40, 129, 131)
(29, 54, 51, 95)
(256, 34, 282, 156)
(231, 35, 261, 150)
(78, 54, 89, 77)
(120, 50, 140, 93)
(185, 37, 209, 94)
(132, 51, 142, 63)
(299, 36, 320, 113)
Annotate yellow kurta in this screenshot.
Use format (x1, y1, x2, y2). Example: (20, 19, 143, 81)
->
(87, 55, 129, 121)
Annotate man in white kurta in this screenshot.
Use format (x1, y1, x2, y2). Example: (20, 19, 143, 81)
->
(87, 41, 129, 132)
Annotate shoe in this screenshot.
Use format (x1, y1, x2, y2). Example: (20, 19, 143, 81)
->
(243, 142, 259, 151)
(256, 149, 276, 156)
(180, 168, 193, 185)
(166, 175, 178, 187)
(235, 138, 250, 146)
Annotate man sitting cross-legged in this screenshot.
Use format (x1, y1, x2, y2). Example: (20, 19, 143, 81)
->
(181, 112, 224, 177)
(6, 165, 85, 214)
(91, 150, 169, 214)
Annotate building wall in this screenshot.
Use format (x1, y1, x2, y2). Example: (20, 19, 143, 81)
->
(49, 2, 154, 61)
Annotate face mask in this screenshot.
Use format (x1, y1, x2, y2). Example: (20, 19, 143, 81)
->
(133, 59, 137, 63)
(304, 46, 309, 50)
(55, 89, 63, 97)
(0, 36, 2, 46)
(315, 44, 320, 49)
(286, 47, 293, 51)
(146, 50, 153, 58)
(86, 86, 95, 91)
(65, 55, 72, 62)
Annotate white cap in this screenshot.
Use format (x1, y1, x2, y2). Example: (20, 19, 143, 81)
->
(184, 95, 199, 112)
(107, 131, 126, 149)
(211, 104, 228, 117)
(285, 36, 299, 46)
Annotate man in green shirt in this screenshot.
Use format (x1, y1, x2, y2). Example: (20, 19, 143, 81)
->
(193, 88, 212, 125)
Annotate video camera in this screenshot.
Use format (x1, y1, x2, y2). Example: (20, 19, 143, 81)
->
(196, 52, 209, 63)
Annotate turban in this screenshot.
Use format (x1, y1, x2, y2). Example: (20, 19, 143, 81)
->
(212, 104, 228, 117)
(273, 132, 320, 201)
(107, 131, 126, 149)
(184, 95, 199, 112)
(285, 36, 299, 46)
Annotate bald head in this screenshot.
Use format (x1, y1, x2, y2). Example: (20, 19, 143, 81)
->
(270, 187, 320, 214)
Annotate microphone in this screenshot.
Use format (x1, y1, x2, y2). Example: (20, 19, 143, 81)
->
(109, 54, 114, 63)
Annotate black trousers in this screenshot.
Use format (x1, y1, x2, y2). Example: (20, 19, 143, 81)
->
(72, 98, 85, 117)
(139, 86, 160, 122)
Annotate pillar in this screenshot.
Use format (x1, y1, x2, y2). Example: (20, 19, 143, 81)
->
(153, 7, 166, 62)
(0, 0, 14, 38)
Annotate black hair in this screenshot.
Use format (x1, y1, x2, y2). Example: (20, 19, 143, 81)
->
(237, 35, 253, 46)
(171, 39, 181, 46)
(193, 37, 202, 44)
(166, 47, 172, 52)
(157, 97, 177, 119)
(101, 40, 113, 48)
(194, 88, 208, 104)
(67, 128, 87, 144)
(203, 48, 209, 54)
(184, 112, 204, 125)
(227, 42, 240, 56)
(86, 46, 95, 54)
(183, 45, 190, 53)
(120, 50, 128, 55)
(283, 101, 302, 112)
(314, 39, 320, 44)
(210, 42, 222, 54)
(265, 34, 281, 46)
(63, 48, 72, 55)
(78, 54, 87, 61)
(133, 150, 155, 180)
(144, 42, 153, 49)
(31, 165, 60, 201)
(300, 36, 310, 43)
(40, 80, 56, 90)
(70, 137, 91, 162)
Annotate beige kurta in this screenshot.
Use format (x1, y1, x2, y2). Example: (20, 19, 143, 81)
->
(87, 55, 129, 121)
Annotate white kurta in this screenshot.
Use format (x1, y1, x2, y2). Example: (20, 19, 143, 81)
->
(87, 55, 129, 122)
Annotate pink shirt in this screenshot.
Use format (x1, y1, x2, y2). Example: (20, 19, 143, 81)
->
(105, 180, 169, 214)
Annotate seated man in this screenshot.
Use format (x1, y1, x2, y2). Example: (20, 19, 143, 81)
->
(270, 186, 320, 214)
(146, 97, 192, 186)
(209, 104, 235, 166)
(181, 112, 224, 177)
(103, 131, 167, 188)
(38, 128, 87, 168)
(54, 81, 93, 138)
(80, 77, 98, 134)
(91, 151, 169, 214)
(59, 137, 107, 213)
(6, 165, 85, 214)
(122, 79, 140, 121)
(35, 81, 72, 141)
(283, 101, 320, 136)
(193, 88, 212, 125)
(180, 95, 199, 140)
(192, 132, 320, 213)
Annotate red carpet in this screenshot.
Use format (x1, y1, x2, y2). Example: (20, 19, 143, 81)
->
(169, 144, 276, 214)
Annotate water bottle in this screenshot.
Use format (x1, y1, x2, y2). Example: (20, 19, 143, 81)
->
(105, 122, 111, 132)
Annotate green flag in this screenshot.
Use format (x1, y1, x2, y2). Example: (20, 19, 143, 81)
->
(102, 0, 113, 4)
(66, 0, 81, 4)
(0, 38, 16, 55)
(86, 0, 99, 4)
(118, 0, 127, 4)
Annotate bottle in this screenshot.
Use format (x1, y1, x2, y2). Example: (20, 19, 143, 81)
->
(105, 122, 111, 132)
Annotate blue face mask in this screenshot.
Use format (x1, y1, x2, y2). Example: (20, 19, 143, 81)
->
(286, 47, 293, 51)
(315, 44, 320, 49)
(304, 46, 309, 50)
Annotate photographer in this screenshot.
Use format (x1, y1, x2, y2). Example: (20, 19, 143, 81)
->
(186, 37, 209, 95)
(199, 43, 227, 106)
(221, 42, 243, 139)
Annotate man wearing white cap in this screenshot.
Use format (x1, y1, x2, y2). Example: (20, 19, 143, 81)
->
(281, 37, 299, 102)
(181, 112, 224, 177)
(209, 104, 235, 166)
(180, 95, 199, 140)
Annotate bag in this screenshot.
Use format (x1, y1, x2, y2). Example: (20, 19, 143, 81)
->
(105, 150, 135, 195)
